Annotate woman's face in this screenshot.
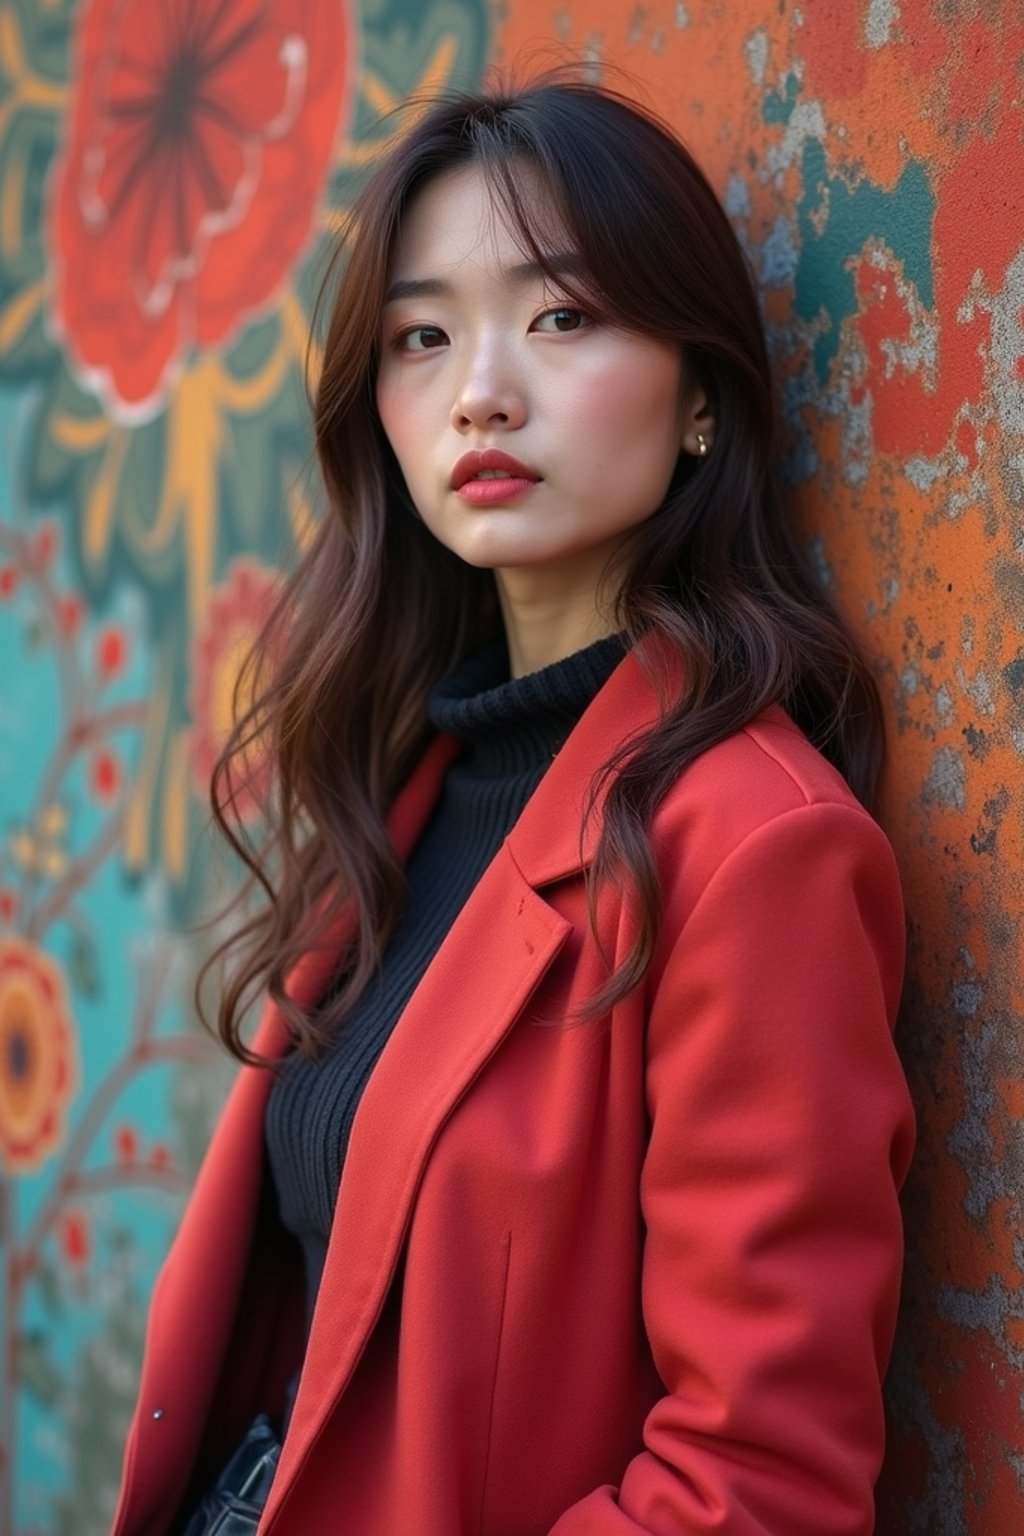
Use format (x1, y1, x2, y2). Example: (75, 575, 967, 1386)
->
(376, 165, 705, 589)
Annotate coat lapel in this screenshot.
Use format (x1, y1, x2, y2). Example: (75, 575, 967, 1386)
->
(278, 848, 574, 1462)
(267, 647, 670, 1520)
(506, 637, 670, 886)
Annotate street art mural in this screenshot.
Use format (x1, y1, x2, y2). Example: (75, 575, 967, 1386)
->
(0, 1, 1020, 1531)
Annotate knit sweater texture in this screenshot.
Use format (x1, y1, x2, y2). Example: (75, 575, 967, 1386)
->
(264, 634, 625, 1329)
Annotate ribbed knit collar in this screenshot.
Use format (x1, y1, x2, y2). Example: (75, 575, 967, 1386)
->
(427, 634, 626, 777)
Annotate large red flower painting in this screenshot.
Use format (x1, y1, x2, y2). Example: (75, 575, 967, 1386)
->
(51, 0, 352, 418)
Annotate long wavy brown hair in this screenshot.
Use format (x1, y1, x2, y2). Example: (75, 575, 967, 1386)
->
(199, 74, 885, 1063)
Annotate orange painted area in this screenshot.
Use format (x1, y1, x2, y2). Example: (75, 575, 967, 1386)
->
(491, 3, 1024, 1529)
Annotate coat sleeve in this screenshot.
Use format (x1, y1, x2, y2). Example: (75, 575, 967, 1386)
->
(548, 801, 915, 1536)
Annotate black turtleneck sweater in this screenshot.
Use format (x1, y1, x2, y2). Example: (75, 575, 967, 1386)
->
(264, 635, 625, 1328)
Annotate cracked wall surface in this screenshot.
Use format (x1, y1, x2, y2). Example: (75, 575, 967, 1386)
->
(493, 3, 1024, 1530)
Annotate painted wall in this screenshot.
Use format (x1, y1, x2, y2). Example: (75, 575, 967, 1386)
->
(0, 2, 1020, 1532)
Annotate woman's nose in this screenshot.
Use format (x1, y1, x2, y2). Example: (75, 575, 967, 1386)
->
(450, 350, 527, 432)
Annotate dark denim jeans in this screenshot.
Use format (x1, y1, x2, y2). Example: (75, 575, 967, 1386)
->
(179, 1414, 281, 1536)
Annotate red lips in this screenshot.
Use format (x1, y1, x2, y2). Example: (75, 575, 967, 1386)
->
(450, 449, 541, 489)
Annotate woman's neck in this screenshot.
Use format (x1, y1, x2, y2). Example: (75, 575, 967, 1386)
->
(495, 548, 623, 678)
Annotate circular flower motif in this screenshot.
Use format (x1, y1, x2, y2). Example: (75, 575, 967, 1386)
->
(51, 0, 353, 419)
(0, 938, 79, 1173)
(189, 557, 280, 817)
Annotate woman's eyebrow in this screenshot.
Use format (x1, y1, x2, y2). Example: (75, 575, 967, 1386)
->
(384, 253, 585, 304)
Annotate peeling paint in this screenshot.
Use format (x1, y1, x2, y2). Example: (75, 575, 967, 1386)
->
(951, 981, 983, 1017)
(724, 173, 751, 220)
(905, 454, 946, 491)
(763, 99, 826, 182)
(935, 685, 954, 723)
(882, 1342, 968, 1536)
(964, 247, 1024, 438)
(759, 215, 799, 286)
(923, 744, 967, 810)
(1003, 654, 1024, 702)
(865, 0, 901, 50)
(744, 28, 769, 86)
(806, 533, 835, 592)
(840, 395, 873, 487)
(954, 663, 997, 717)
(937, 1276, 1024, 1358)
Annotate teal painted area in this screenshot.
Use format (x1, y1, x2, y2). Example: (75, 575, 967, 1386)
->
(763, 73, 799, 124)
(795, 138, 937, 383)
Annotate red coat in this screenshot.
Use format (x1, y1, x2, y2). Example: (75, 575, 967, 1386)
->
(112, 649, 914, 1536)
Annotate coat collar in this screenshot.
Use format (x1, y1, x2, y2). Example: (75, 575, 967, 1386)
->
(264, 637, 671, 1049)
(504, 638, 673, 886)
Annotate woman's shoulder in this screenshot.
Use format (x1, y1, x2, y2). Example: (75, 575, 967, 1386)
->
(661, 702, 873, 819)
(650, 704, 896, 916)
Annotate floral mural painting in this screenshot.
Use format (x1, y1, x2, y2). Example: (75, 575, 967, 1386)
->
(3, 0, 488, 897)
(51, 0, 350, 418)
(0, 1, 490, 1531)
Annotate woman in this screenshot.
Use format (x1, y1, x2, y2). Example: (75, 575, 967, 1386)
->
(112, 76, 914, 1536)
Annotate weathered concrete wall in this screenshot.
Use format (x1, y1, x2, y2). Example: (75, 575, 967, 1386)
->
(494, 5, 1022, 1528)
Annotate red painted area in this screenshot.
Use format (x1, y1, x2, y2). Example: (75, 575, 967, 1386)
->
(90, 748, 121, 802)
(51, 0, 354, 413)
(31, 523, 57, 568)
(61, 1211, 90, 1268)
(850, 247, 937, 457)
(96, 625, 126, 680)
(56, 593, 83, 638)
(797, 2, 871, 97)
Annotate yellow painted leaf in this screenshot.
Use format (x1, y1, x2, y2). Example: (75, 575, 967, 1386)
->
(213, 338, 290, 415)
(50, 413, 111, 455)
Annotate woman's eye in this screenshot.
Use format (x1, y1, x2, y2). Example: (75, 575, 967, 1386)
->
(395, 325, 448, 352)
(533, 306, 590, 334)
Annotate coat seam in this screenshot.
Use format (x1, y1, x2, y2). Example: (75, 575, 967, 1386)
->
(476, 1229, 514, 1536)
(672, 800, 890, 952)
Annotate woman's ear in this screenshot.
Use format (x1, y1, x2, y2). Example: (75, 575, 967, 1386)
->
(681, 389, 716, 459)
